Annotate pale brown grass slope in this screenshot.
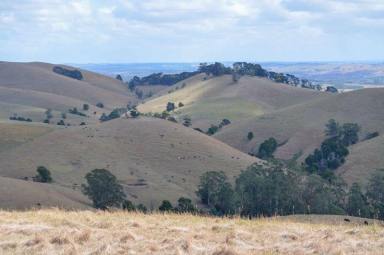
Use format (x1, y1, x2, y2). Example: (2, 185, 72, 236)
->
(0, 209, 383, 255)
(338, 134, 384, 186)
(0, 62, 134, 108)
(215, 87, 384, 164)
(0, 117, 256, 209)
(138, 74, 328, 129)
(0, 62, 136, 125)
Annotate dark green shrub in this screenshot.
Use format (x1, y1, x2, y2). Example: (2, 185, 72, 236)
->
(82, 169, 126, 209)
(158, 200, 173, 212)
(35, 166, 52, 183)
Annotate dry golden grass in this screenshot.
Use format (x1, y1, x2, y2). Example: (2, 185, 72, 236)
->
(0, 209, 383, 255)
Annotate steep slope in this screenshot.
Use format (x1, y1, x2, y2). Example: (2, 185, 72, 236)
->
(216, 88, 384, 162)
(138, 74, 328, 129)
(337, 135, 384, 186)
(0, 117, 256, 209)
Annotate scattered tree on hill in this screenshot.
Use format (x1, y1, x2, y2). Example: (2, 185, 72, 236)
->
(219, 119, 231, 128)
(178, 102, 184, 107)
(366, 170, 384, 219)
(346, 183, 370, 218)
(53, 66, 83, 80)
(136, 204, 148, 213)
(306, 120, 360, 179)
(45, 109, 53, 120)
(83, 104, 89, 111)
(158, 200, 173, 212)
(9, 115, 32, 122)
(325, 119, 340, 137)
(365, 131, 379, 140)
(198, 62, 231, 76)
(197, 171, 235, 215)
(247, 132, 254, 141)
(57, 119, 65, 125)
(207, 125, 219, 135)
(35, 166, 52, 183)
(116, 74, 123, 81)
(69, 107, 87, 117)
(257, 137, 278, 159)
(166, 102, 175, 112)
(182, 115, 192, 127)
(82, 169, 126, 209)
(341, 123, 360, 146)
(122, 200, 136, 211)
(130, 109, 140, 118)
(176, 197, 196, 213)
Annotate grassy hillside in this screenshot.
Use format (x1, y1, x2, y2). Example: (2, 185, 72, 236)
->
(338, 134, 384, 186)
(0, 209, 382, 255)
(138, 74, 327, 129)
(0, 62, 136, 125)
(215, 88, 384, 163)
(0, 117, 256, 209)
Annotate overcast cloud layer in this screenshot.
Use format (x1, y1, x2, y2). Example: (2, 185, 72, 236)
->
(0, 0, 383, 63)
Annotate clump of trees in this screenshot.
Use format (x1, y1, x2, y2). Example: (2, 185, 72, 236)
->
(196, 163, 384, 219)
(257, 137, 278, 159)
(206, 119, 232, 135)
(9, 115, 32, 122)
(53, 66, 83, 80)
(34, 166, 52, 183)
(305, 119, 360, 179)
(196, 162, 346, 217)
(99, 108, 127, 122)
(69, 107, 87, 117)
(128, 71, 199, 89)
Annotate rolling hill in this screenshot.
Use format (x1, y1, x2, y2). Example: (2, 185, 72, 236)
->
(215, 87, 384, 165)
(0, 117, 256, 209)
(138, 74, 328, 129)
(0, 62, 136, 125)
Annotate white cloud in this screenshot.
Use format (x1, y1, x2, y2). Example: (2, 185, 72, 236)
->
(0, 0, 383, 62)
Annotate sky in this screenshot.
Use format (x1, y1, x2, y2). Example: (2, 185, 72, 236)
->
(0, 0, 383, 63)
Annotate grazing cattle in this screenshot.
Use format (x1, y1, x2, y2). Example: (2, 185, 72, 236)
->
(344, 218, 351, 222)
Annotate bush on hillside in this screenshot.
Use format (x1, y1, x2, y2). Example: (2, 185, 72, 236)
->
(83, 104, 89, 111)
(166, 102, 175, 112)
(158, 200, 173, 212)
(35, 166, 52, 183)
(122, 200, 136, 211)
(257, 137, 278, 159)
